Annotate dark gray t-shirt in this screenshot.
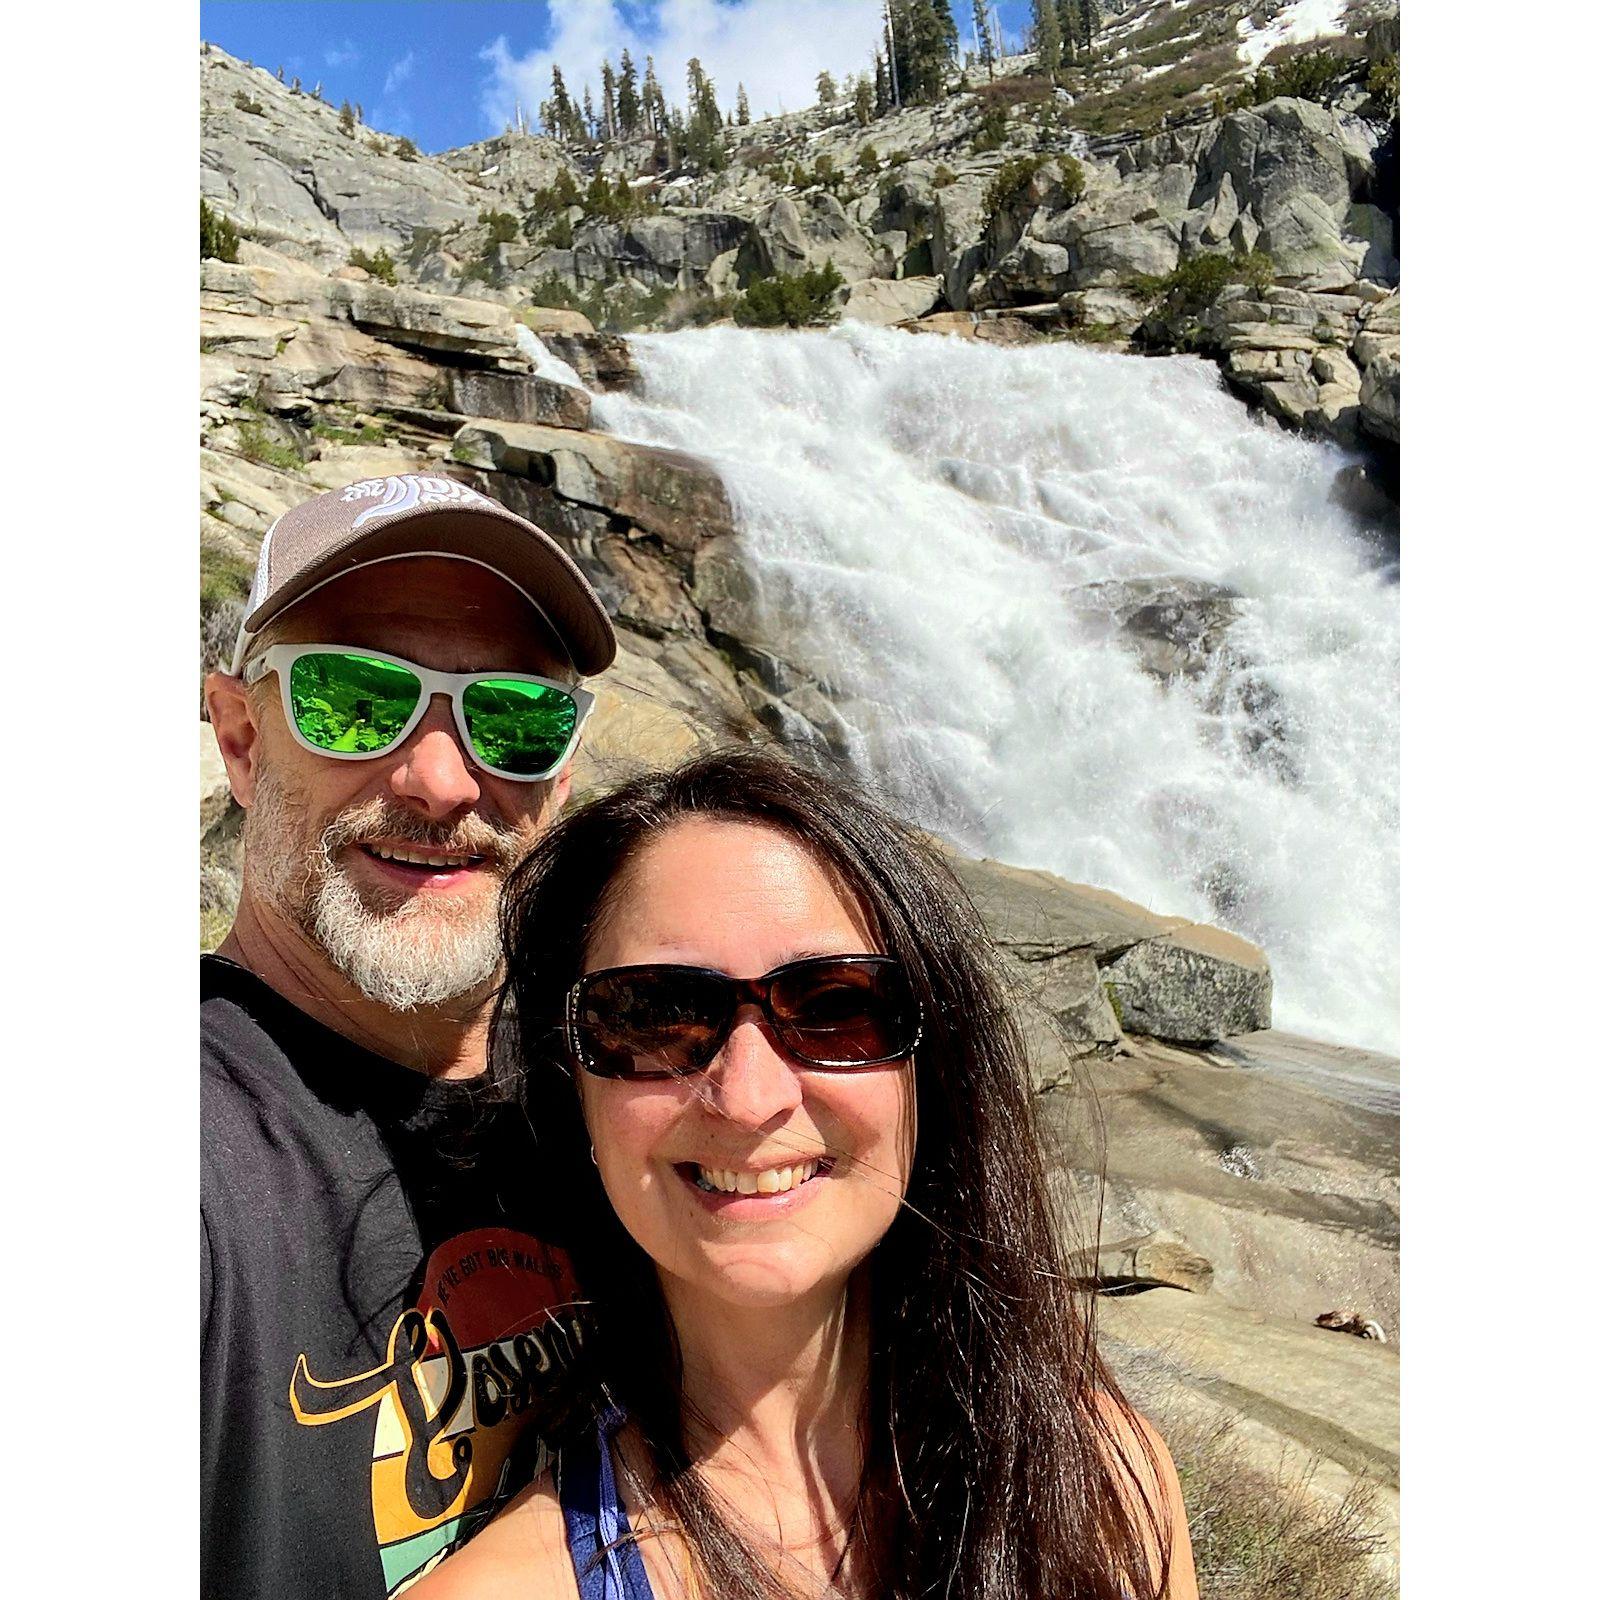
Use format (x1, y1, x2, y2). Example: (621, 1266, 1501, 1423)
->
(201, 956, 584, 1599)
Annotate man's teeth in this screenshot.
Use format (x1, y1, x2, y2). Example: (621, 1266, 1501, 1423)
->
(369, 845, 477, 868)
(694, 1160, 821, 1195)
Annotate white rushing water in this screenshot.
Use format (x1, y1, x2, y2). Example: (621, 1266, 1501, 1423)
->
(593, 325, 1398, 1053)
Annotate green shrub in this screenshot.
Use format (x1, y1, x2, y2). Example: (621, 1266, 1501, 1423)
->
(395, 136, 419, 161)
(201, 199, 240, 263)
(480, 209, 519, 246)
(1128, 250, 1277, 348)
(887, 149, 909, 168)
(349, 246, 397, 284)
(1243, 50, 1347, 109)
(972, 105, 1008, 153)
(933, 164, 957, 188)
(857, 144, 880, 174)
(1365, 56, 1399, 119)
(406, 227, 442, 267)
(233, 90, 264, 116)
(981, 154, 1081, 232)
(735, 260, 845, 328)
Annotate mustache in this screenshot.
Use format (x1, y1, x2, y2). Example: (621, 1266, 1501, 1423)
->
(318, 795, 527, 874)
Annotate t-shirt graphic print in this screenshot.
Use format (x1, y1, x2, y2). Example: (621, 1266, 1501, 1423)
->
(289, 1227, 583, 1593)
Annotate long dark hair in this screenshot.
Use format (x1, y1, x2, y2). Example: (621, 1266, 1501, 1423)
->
(495, 746, 1171, 1599)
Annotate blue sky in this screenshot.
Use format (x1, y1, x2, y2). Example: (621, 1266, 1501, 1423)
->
(201, 1, 1039, 153)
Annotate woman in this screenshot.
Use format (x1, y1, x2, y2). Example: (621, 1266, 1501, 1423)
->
(414, 747, 1197, 1600)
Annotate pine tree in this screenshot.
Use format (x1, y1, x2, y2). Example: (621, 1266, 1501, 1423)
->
(1057, 0, 1078, 64)
(1032, 0, 1062, 82)
(816, 69, 838, 104)
(582, 86, 597, 142)
(339, 99, 355, 135)
(1077, 0, 1101, 50)
(874, 51, 891, 115)
(736, 83, 751, 124)
(855, 71, 875, 125)
(617, 49, 642, 137)
(643, 55, 668, 136)
(601, 60, 618, 139)
(547, 64, 574, 142)
(686, 57, 721, 132)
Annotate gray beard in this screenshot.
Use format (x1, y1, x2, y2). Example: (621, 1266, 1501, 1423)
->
(247, 771, 527, 1013)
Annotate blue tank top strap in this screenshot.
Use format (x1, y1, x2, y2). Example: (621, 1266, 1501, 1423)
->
(557, 1406, 658, 1600)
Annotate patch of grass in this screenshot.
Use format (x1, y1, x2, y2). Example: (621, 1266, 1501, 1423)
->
(933, 165, 956, 188)
(1063, 321, 1125, 346)
(1162, 1411, 1394, 1599)
(395, 136, 420, 161)
(235, 420, 302, 473)
(1070, 43, 1240, 137)
(200, 543, 253, 610)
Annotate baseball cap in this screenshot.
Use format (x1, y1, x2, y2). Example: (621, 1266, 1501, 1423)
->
(227, 474, 617, 677)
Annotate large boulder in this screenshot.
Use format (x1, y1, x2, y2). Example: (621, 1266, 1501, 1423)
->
(575, 210, 748, 288)
(452, 419, 735, 551)
(840, 276, 943, 326)
(738, 192, 887, 285)
(330, 281, 530, 369)
(930, 171, 992, 310)
(1101, 924, 1273, 1042)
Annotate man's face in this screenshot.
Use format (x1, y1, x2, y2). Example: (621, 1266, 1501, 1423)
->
(232, 557, 577, 1012)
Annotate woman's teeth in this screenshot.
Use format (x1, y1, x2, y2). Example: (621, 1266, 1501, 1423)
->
(694, 1160, 821, 1195)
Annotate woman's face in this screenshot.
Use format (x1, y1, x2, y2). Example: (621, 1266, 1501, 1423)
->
(577, 817, 916, 1311)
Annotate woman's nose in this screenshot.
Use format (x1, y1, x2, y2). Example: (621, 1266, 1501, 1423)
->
(705, 1005, 805, 1128)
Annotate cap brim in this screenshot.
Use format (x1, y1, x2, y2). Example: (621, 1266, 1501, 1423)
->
(240, 499, 616, 676)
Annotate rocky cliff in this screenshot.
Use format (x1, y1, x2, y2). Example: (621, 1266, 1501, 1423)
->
(202, 0, 1399, 457)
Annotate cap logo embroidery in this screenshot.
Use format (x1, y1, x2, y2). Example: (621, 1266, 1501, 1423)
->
(341, 475, 492, 530)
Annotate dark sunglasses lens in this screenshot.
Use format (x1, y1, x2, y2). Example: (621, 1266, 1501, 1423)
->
(770, 960, 916, 1065)
(461, 679, 578, 776)
(575, 970, 731, 1078)
(287, 652, 421, 754)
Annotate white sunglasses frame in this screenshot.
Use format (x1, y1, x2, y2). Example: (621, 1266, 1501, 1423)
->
(243, 643, 595, 782)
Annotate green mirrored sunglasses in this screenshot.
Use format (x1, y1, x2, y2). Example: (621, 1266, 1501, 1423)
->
(243, 645, 595, 781)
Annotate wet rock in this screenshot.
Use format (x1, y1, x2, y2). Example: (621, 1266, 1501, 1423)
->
(445, 369, 591, 430)
(1101, 923, 1273, 1043)
(453, 419, 734, 551)
(539, 331, 638, 392)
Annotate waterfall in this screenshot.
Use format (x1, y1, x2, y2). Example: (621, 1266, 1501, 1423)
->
(593, 324, 1399, 1054)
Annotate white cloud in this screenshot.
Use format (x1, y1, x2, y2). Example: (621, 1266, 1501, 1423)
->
(325, 41, 360, 68)
(384, 51, 416, 96)
(479, 0, 886, 134)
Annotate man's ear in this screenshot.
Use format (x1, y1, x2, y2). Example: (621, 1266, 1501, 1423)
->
(204, 672, 264, 809)
(548, 759, 575, 817)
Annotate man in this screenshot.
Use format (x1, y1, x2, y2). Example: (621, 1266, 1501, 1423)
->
(201, 474, 616, 1599)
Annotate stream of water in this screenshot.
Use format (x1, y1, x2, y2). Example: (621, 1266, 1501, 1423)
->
(587, 324, 1398, 1053)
